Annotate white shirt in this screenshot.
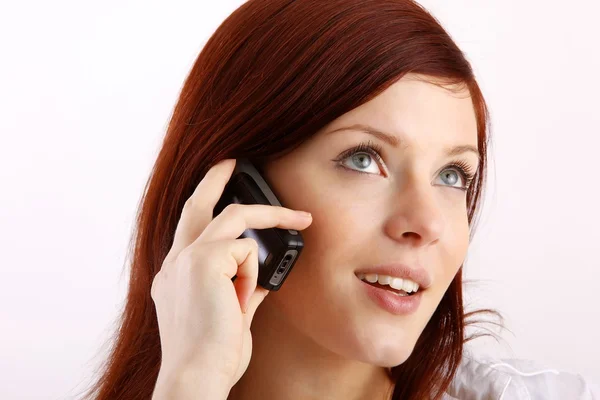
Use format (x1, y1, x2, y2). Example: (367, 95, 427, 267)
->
(443, 354, 600, 399)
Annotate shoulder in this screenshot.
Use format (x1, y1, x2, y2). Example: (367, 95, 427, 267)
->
(442, 353, 600, 399)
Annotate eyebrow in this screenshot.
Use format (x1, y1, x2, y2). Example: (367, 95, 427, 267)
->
(327, 123, 480, 161)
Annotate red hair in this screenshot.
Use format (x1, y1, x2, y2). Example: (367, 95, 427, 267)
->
(81, 1, 500, 399)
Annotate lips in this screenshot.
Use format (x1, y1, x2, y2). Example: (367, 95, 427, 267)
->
(357, 277, 423, 315)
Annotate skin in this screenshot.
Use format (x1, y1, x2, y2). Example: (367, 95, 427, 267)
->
(228, 73, 480, 400)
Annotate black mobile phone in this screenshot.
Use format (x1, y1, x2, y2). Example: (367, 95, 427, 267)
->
(212, 158, 304, 291)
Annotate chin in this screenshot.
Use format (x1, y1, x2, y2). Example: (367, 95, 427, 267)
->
(333, 324, 418, 368)
(357, 340, 416, 368)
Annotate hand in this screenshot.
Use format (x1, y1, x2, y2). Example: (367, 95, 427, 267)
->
(151, 158, 312, 390)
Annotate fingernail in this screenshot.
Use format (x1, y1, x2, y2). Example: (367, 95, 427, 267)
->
(297, 211, 312, 219)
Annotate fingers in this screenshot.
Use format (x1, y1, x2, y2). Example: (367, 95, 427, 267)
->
(230, 237, 260, 314)
(167, 159, 237, 261)
(196, 203, 312, 245)
(243, 287, 270, 323)
(190, 237, 261, 313)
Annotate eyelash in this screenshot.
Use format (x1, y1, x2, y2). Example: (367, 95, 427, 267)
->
(334, 140, 477, 191)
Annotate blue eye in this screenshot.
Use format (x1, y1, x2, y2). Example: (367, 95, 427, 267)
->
(440, 169, 461, 186)
(437, 161, 476, 191)
(335, 140, 385, 175)
(334, 141, 476, 191)
(342, 151, 382, 174)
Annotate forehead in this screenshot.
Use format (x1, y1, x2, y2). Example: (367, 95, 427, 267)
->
(320, 74, 478, 151)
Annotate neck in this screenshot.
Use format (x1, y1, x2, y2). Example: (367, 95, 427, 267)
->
(228, 297, 395, 400)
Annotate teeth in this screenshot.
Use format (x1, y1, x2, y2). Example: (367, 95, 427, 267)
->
(357, 273, 419, 293)
(389, 277, 404, 291)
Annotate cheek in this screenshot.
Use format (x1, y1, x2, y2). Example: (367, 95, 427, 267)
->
(438, 211, 470, 286)
(453, 210, 471, 262)
(288, 200, 362, 282)
(268, 199, 366, 307)
(301, 193, 377, 262)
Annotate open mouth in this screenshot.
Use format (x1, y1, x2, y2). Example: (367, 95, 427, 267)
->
(356, 273, 419, 297)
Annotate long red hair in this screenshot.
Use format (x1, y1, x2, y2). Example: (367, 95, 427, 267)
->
(80, 1, 499, 399)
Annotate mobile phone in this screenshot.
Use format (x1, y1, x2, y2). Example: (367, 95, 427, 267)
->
(212, 158, 305, 291)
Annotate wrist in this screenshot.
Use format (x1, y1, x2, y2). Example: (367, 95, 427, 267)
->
(153, 365, 232, 400)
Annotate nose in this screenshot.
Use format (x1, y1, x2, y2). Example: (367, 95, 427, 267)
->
(383, 181, 446, 247)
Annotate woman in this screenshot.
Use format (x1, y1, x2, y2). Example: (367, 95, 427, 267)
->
(81, 1, 598, 399)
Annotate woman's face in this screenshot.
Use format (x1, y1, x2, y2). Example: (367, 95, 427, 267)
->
(260, 73, 479, 367)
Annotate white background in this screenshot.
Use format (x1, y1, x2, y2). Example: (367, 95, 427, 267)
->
(1, 1, 598, 399)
